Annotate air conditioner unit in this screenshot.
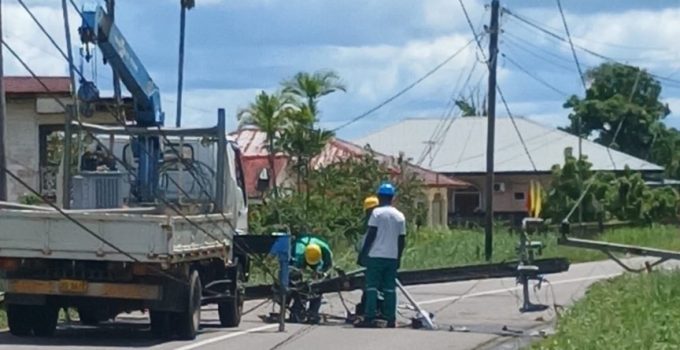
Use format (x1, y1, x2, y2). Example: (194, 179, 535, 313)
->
(493, 182, 506, 193)
(71, 171, 125, 209)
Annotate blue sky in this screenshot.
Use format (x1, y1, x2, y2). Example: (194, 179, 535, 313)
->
(4, 0, 680, 140)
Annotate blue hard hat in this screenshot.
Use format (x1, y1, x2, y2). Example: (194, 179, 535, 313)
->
(377, 183, 396, 196)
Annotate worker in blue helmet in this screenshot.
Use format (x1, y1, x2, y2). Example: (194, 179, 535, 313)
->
(355, 182, 406, 328)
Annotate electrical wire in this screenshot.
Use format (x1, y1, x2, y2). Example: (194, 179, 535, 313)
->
(459, 0, 537, 172)
(331, 38, 476, 132)
(501, 53, 570, 97)
(555, 0, 586, 91)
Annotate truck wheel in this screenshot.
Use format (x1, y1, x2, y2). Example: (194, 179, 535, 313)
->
(176, 270, 202, 340)
(150, 311, 172, 338)
(31, 305, 59, 337)
(6, 304, 32, 336)
(218, 267, 243, 328)
(77, 307, 101, 326)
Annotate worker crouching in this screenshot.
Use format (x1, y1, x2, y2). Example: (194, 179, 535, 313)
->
(289, 234, 333, 324)
(355, 183, 406, 328)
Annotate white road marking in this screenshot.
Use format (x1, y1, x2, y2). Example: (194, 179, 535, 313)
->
(418, 272, 620, 305)
(172, 324, 278, 350)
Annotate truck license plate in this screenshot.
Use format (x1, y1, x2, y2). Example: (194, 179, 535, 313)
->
(58, 279, 88, 294)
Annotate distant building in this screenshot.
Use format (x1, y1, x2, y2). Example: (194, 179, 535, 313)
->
(230, 127, 471, 227)
(3, 76, 132, 202)
(353, 117, 664, 224)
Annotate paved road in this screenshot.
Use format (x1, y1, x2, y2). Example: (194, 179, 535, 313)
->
(0, 257, 672, 350)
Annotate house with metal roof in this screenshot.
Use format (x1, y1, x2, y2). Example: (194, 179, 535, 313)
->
(353, 117, 665, 224)
(230, 127, 471, 227)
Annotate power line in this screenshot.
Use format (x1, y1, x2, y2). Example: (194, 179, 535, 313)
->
(555, 0, 586, 91)
(458, 0, 537, 172)
(332, 38, 476, 132)
(504, 8, 680, 88)
(501, 53, 570, 97)
(502, 32, 576, 72)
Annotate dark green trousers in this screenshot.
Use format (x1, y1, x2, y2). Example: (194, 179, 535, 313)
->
(364, 257, 398, 321)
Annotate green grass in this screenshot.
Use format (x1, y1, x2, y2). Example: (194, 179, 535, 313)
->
(367, 225, 680, 271)
(248, 225, 680, 283)
(533, 270, 680, 350)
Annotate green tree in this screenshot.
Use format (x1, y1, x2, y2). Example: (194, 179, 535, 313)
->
(279, 70, 346, 209)
(238, 91, 295, 197)
(562, 63, 670, 160)
(543, 148, 612, 223)
(282, 70, 346, 117)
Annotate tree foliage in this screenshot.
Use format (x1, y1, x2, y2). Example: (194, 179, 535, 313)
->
(250, 151, 426, 244)
(544, 148, 679, 225)
(244, 70, 426, 243)
(563, 63, 670, 158)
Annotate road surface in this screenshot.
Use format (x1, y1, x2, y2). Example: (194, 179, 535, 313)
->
(0, 257, 670, 350)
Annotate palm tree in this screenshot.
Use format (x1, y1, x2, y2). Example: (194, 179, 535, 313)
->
(237, 91, 295, 197)
(282, 70, 346, 118)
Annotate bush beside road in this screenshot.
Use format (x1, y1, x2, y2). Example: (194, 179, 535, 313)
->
(533, 270, 680, 350)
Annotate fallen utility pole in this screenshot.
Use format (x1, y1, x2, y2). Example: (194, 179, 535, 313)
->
(0, 0, 6, 201)
(484, 0, 500, 261)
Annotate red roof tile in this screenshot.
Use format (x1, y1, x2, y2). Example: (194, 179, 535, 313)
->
(241, 156, 288, 198)
(231, 128, 471, 192)
(3, 76, 71, 95)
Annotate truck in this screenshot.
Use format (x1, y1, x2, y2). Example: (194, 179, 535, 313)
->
(0, 4, 257, 340)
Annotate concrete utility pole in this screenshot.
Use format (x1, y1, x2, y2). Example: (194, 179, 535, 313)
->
(484, 0, 500, 261)
(0, 0, 7, 201)
(176, 0, 195, 127)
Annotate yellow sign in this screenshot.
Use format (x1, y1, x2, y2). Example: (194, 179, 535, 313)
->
(58, 279, 88, 294)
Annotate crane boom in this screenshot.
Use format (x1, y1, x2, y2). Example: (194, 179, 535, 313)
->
(79, 6, 164, 126)
(77, 5, 163, 202)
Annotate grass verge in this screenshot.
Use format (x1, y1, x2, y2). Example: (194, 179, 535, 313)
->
(533, 270, 680, 350)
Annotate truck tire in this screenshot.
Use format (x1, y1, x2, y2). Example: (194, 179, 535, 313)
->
(6, 304, 32, 336)
(150, 310, 172, 338)
(77, 307, 101, 326)
(176, 270, 202, 340)
(31, 305, 59, 337)
(218, 266, 243, 328)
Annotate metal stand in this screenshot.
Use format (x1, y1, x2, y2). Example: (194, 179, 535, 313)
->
(270, 233, 291, 332)
(517, 218, 548, 313)
(396, 279, 436, 330)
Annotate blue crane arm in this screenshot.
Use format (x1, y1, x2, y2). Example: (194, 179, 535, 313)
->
(79, 6, 164, 127)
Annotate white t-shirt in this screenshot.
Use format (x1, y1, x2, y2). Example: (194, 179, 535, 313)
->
(367, 206, 406, 259)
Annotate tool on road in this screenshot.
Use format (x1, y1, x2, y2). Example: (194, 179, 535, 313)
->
(395, 279, 436, 330)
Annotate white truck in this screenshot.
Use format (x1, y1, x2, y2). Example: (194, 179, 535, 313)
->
(0, 119, 255, 340)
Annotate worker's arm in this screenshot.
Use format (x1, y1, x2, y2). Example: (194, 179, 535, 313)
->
(397, 235, 406, 269)
(397, 220, 407, 269)
(358, 226, 377, 267)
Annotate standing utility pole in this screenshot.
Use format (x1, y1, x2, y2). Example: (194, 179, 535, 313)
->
(0, 0, 7, 201)
(484, 0, 500, 261)
(176, 0, 195, 127)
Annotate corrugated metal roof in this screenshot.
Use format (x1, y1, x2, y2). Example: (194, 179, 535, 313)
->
(312, 138, 470, 187)
(353, 117, 664, 173)
(230, 128, 470, 188)
(3, 76, 70, 94)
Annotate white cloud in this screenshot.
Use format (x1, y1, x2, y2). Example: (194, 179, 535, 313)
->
(1, 2, 85, 77)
